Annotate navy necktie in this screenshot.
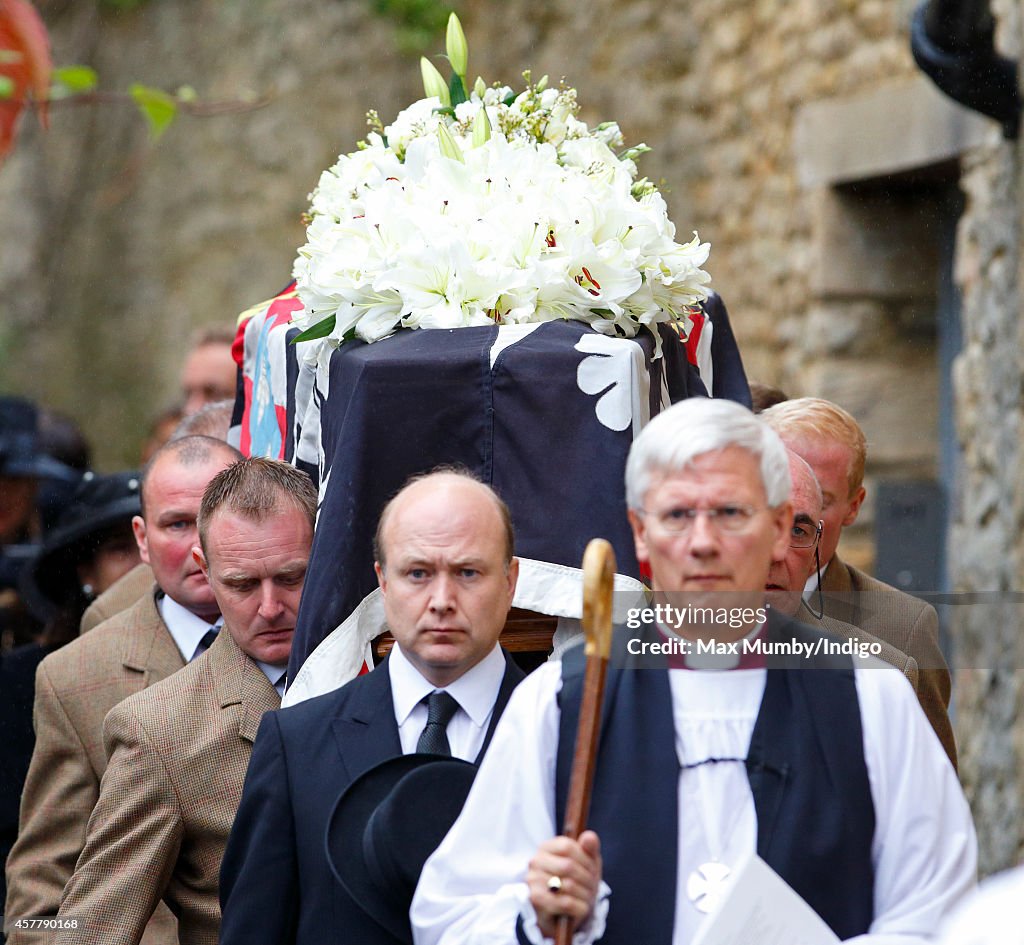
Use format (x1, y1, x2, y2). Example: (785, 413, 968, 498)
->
(192, 625, 220, 661)
(416, 691, 460, 756)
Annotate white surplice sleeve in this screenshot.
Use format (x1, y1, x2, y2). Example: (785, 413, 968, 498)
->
(845, 665, 977, 944)
(411, 661, 608, 945)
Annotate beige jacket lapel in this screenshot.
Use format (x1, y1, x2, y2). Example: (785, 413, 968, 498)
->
(207, 627, 281, 744)
(820, 554, 854, 594)
(119, 587, 185, 685)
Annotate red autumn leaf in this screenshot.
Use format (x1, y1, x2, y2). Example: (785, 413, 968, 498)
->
(0, 0, 53, 160)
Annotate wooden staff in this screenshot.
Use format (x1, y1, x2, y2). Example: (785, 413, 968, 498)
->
(555, 538, 616, 945)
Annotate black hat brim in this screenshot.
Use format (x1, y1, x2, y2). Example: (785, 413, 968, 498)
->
(325, 754, 477, 942)
(21, 496, 140, 618)
(1, 454, 80, 482)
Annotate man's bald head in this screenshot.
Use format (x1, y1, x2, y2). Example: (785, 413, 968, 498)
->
(140, 435, 242, 520)
(374, 469, 514, 572)
(765, 450, 826, 610)
(788, 451, 823, 519)
(372, 468, 518, 687)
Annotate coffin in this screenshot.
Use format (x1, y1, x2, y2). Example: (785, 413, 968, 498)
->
(230, 283, 749, 702)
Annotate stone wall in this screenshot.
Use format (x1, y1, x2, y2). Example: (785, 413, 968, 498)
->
(948, 0, 1024, 873)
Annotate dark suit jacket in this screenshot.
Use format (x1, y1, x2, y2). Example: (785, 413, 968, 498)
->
(817, 554, 956, 768)
(218, 649, 524, 945)
(0, 643, 47, 911)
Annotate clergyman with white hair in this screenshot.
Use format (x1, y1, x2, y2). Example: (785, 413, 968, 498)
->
(412, 397, 976, 945)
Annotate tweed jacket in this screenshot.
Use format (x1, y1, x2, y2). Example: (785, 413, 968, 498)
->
(812, 609, 920, 691)
(53, 628, 280, 945)
(816, 554, 956, 768)
(80, 563, 155, 634)
(4, 587, 182, 945)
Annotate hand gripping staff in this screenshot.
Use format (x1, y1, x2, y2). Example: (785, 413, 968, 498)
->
(555, 539, 616, 945)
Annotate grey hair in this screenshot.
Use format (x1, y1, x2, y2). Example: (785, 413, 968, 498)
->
(625, 399, 791, 510)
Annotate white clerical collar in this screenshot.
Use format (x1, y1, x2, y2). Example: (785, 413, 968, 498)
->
(660, 620, 767, 671)
(158, 593, 221, 663)
(389, 641, 506, 728)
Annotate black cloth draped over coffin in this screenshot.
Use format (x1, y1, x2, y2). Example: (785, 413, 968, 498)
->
(283, 296, 749, 682)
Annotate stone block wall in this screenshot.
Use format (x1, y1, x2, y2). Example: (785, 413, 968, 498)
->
(947, 32, 1024, 871)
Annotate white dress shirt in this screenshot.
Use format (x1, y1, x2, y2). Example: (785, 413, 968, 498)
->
(254, 659, 288, 696)
(412, 658, 977, 945)
(158, 593, 220, 663)
(389, 641, 506, 761)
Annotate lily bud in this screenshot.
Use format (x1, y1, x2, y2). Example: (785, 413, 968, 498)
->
(535, 74, 549, 92)
(436, 123, 465, 162)
(471, 107, 492, 147)
(619, 143, 652, 162)
(420, 57, 451, 106)
(446, 13, 469, 79)
(474, 76, 487, 99)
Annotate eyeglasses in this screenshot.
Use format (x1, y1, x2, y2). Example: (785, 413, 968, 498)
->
(638, 504, 762, 534)
(790, 518, 823, 549)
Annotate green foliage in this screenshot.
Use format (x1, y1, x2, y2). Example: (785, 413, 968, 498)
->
(448, 71, 467, 107)
(129, 83, 178, 140)
(51, 66, 99, 97)
(0, 75, 14, 99)
(290, 314, 337, 344)
(370, 0, 454, 55)
(99, 0, 149, 11)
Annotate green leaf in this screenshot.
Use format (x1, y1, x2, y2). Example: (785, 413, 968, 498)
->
(129, 83, 178, 140)
(0, 76, 14, 100)
(52, 66, 99, 94)
(290, 314, 337, 344)
(449, 73, 467, 108)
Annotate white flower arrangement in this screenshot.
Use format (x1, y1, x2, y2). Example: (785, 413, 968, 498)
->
(291, 14, 711, 354)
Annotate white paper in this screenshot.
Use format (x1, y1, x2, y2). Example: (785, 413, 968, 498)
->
(692, 854, 840, 945)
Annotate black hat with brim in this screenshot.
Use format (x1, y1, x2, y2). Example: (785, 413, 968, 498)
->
(0, 397, 79, 482)
(21, 470, 141, 619)
(325, 754, 477, 943)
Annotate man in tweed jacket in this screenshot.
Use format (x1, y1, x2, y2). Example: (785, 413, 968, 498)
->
(4, 437, 242, 945)
(53, 457, 316, 945)
(762, 397, 956, 768)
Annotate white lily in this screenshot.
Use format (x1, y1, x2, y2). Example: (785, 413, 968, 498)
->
(292, 65, 711, 356)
